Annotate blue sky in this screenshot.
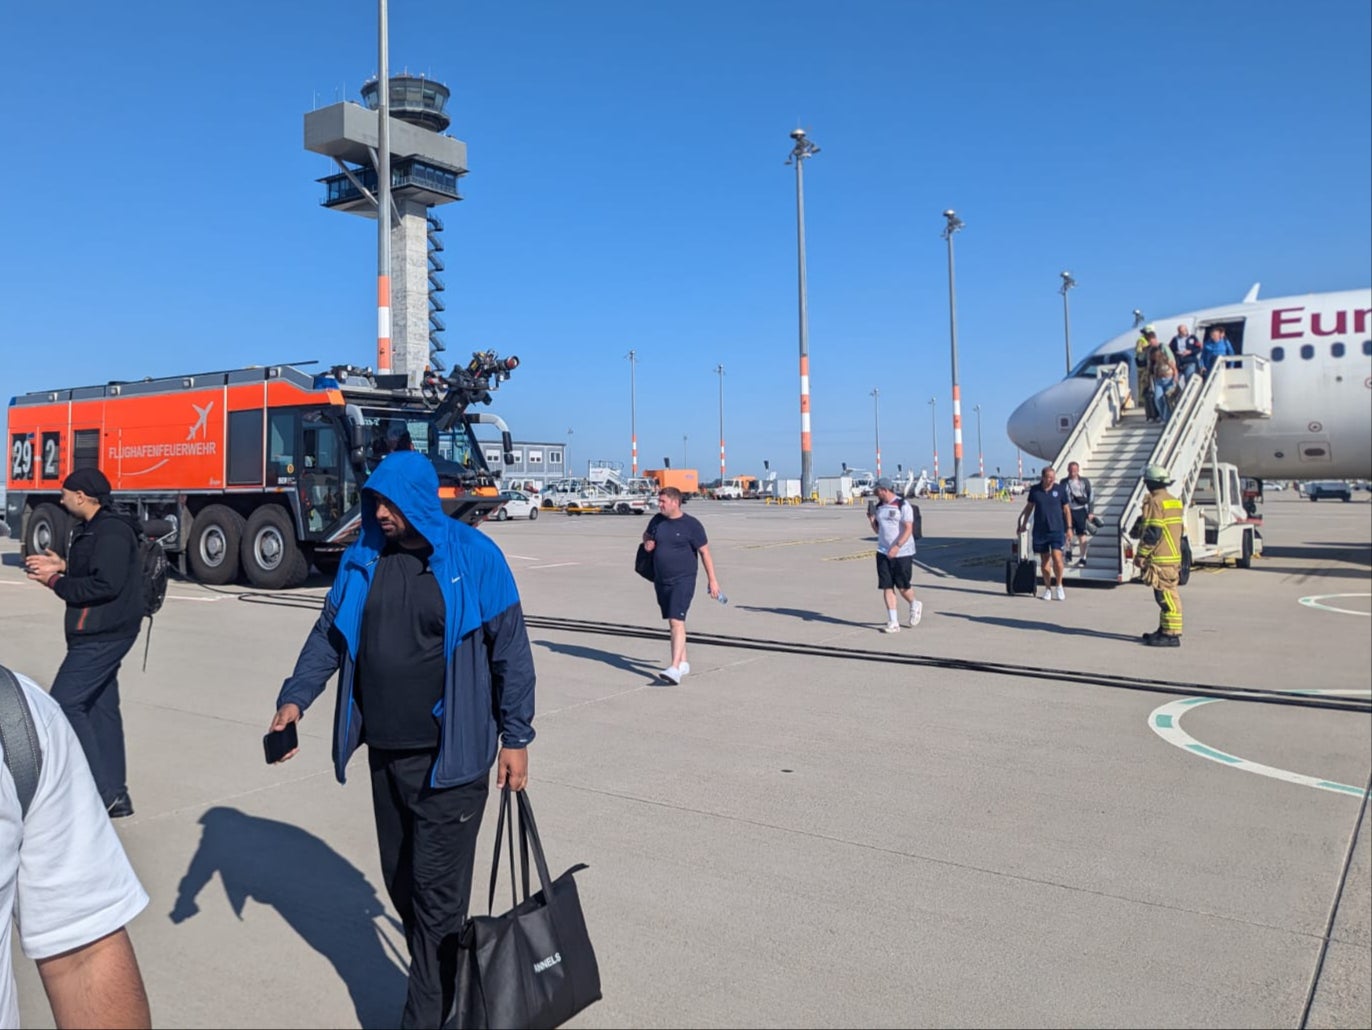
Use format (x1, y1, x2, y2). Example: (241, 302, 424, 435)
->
(3, 1, 1369, 482)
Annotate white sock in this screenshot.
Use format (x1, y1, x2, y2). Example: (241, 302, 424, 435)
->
(887, 608, 898, 624)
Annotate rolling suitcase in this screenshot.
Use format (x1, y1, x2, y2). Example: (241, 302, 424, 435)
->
(1005, 557, 1037, 596)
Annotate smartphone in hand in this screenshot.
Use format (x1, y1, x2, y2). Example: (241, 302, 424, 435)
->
(263, 722, 299, 764)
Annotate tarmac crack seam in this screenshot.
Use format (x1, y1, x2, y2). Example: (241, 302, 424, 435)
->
(539, 777, 1341, 941)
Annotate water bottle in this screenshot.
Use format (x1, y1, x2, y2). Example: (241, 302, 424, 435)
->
(716, 592, 729, 606)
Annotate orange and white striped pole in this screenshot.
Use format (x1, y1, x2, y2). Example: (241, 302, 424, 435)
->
(716, 364, 726, 482)
(952, 384, 964, 493)
(942, 210, 965, 495)
(627, 349, 638, 476)
(788, 128, 820, 499)
(376, 0, 393, 375)
(871, 387, 881, 479)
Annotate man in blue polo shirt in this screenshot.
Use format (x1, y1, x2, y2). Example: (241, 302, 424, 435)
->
(1016, 466, 1072, 601)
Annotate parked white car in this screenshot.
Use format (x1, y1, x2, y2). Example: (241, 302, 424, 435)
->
(492, 490, 540, 521)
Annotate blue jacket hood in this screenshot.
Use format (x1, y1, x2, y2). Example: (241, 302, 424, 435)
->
(329, 450, 520, 659)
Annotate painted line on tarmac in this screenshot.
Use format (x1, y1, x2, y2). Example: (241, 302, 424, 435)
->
(745, 536, 845, 550)
(529, 561, 580, 570)
(1299, 592, 1372, 617)
(1148, 690, 1372, 798)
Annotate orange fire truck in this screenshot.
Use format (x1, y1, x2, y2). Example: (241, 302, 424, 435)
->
(6, 354, 519, 588)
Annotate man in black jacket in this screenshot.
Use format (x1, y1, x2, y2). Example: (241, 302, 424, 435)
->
(26, 468, 144, 817)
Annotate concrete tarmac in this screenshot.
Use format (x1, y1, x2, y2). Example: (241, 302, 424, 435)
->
(4, 491, 1369, 1028)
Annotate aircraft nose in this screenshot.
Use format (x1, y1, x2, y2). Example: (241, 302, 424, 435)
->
(1006, 378, 1098, 461)
(1006, 394, 1049, 459)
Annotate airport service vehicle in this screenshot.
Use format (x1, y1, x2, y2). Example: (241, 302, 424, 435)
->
(644, 468, 699, 496)
(714, 476, 758, 499)
(1305, 480, 1352, 502)
(6, 352, 520, 588)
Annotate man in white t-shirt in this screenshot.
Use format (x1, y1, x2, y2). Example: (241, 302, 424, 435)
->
(867, 478, 922, 633)
(0, 669, 150, 1029)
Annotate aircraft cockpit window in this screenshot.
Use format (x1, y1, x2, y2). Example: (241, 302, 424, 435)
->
(1069, 350, 1131, 378)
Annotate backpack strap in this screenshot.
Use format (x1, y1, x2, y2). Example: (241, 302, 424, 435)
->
(0, 665, 43, 820)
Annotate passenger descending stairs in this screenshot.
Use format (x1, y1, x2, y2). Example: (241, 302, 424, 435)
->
(1025, 356, 1273, 584)
(1060, 406, 1162, 581)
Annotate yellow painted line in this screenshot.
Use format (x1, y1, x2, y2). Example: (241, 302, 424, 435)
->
(825, 550, 877, 562)
(744, 536, 846, 550)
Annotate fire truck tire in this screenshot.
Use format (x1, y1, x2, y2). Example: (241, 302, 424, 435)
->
(189, 505, 245, 584)
(24, 503, 71, 559)
(241, 505, 309, 589)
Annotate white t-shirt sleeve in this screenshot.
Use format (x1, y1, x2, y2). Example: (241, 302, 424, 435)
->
(11, 675, 148, 959)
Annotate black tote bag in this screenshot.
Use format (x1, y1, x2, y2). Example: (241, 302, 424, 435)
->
(450, 788, 601, 1029)
(633, 543, 655, 582)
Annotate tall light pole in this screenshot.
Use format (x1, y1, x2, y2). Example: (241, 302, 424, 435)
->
(942, 210, 965, 496)
(682, 434, 688, 469)
(376, 0, 393, 374)
(1059, 271, 1077, 375)
(871, 388, 882, 479)
(928, 396, 939, 484)
(973, 403, 984, 478)
(786, 127, 820, 500)
(627, 349, 638, 476)
(566, 427, 573, 479)
(715, 363, 726, 483)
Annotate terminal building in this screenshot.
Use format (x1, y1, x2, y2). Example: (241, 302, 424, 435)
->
(480, 440, 569, 490)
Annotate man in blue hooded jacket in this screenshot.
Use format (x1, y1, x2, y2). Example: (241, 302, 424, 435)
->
(267, 450, 535, 1029)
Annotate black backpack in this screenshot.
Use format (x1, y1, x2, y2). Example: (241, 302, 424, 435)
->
(123, 515, 171, 669)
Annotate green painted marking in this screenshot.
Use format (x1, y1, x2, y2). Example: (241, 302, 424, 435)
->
(1154, 714, 1174, 729)
(1316, 781, 1368, 796)
(1180, 697, 1217, 707)
(1187, 743, 1240, 764)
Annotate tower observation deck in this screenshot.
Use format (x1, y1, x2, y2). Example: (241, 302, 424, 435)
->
(304, 74, 467, 386)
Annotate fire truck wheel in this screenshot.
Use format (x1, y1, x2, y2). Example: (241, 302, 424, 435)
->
(24, 503, 71, 559)
(242, 505, 309, 589)
(188, 504, 245, 584)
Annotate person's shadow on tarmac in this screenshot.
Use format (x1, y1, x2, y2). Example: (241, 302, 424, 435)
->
(169, 806, 406, 1029)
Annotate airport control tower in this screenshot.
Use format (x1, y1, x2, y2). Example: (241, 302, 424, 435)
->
(304, 75, 466, 387)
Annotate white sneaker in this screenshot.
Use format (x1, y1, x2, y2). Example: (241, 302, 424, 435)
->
(1040, 588, 1053, 600)
(659, 666, 681, 684)
(679, 662, 690, 676)
(909, 601, 923, 627)
(1054, 586, 1067, 601)
(882, 622, 902, 634)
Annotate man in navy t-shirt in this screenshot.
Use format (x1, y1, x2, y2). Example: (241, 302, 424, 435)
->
(641, 486, 721, 684)
(1017, 466, 1072, 601)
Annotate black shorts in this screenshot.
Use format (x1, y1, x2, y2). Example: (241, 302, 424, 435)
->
(876, 553, 913, 590)
(655, 575, 696, 621)
(1033, 531, 1065, 555)
(1070, 508, 1089, 535)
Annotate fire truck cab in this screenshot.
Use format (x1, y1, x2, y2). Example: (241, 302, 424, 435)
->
(6, 358, 516, 588)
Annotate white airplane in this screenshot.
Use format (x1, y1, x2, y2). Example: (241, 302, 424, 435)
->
(1007, 285, 1372, 480)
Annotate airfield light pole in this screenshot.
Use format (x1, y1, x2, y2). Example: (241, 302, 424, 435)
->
(1132, 308, 1146, 329)
(375, 0, 393, 374)
(871, 388, 882, 479)
(928, 396, 939, 484)
(973, 403, 984, 478)
(566, 427, 573, 478)
(786, 127, 820, 500)
(627, 349, 638, 476)
(715, 363, 726, 482)
(683, 434, 688, 470)
(942, 210, 965, 496)
(1059, 271, 1077, 375)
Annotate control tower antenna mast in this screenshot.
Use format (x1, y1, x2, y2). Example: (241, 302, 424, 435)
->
(376, 0, 393, 374)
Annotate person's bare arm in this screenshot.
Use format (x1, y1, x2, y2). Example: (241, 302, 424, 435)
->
(698, 543, 720, 597)
(37, 928, 150, 1030)
(1016, 501, 1034, 533)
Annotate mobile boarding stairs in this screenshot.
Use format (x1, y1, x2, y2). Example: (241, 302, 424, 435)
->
(1016, 355, 1273, 584)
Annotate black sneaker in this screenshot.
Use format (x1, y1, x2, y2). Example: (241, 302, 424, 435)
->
(1144, 633, 1181, 648)
(106, 793, 135, 819)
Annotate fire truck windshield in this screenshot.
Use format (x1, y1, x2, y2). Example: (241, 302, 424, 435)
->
(359, 409, 479, 475)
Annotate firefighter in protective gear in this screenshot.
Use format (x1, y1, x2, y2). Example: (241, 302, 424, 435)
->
(1131, 463, 1185, 646)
